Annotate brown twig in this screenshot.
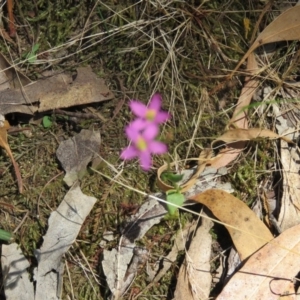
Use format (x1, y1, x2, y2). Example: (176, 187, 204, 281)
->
(7, 0, 16, 37)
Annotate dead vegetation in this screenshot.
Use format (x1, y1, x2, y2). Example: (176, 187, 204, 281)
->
(0, 0, 300, 299)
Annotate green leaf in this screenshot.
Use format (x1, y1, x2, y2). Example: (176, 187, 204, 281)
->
(166, 191, 185, 215)
(32, 43, 40, 53)
(161, 171, 184, 184)
(27, 54, 37, 64)
(0, 229, 14, 243)
(42, 116, 53, 128)
(26, 43, 40, 63)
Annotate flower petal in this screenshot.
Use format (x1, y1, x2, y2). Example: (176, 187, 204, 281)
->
(148, 140, 167, 154)
(130, 101, 147, 118)
(120, 146, 138, 160)
(149, 93, 162, 110)
(125, 124, 140, 141)
(139, 151, 152, 170)
(155, 111, 170, 123)
(130, 118, 147, 131)
(143, 123, 159, 140)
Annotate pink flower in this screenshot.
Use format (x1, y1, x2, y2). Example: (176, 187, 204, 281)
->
(120, 122, 167, 171)
(129, 93, 170, 125)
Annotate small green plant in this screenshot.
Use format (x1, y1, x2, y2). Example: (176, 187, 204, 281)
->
(42, 115, 53, 128)
(161, 171, 185, 215)
(23, 43, 40, 64)
(0, 229, 14, 243)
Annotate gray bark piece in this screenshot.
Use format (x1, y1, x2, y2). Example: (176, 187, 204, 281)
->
(184, 166, 234, 199)
(102, 196, 168, 298)
(56, 129, 101, 187)
(174, 214, 213, 300)
(34, 184, 97, 300)
(1, 243, 34, 300)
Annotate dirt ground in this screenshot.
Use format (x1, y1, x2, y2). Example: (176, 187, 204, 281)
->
(0, 1, 300, 299)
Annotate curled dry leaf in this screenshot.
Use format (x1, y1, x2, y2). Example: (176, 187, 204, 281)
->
(217, 224, 300, 300)
(190, 189, 273, 261)
(230, 53, 259, 129)
(156, 148, 213, 192)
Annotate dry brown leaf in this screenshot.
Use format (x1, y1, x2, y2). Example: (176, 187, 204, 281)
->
(37, 67, 114, 111)
(217, 224, 300, 300)
(233, 5, 300, 75)
(210, 127, 294, 170)
(212, 127, 294, 148)
(0, 120, 23, 193)
(190, 189, 273, 260)
(230, 53, 259, 129)
(0, 66, 114, 115)
(209, 142, 246, 170)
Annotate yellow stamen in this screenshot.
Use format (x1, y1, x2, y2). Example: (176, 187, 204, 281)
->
(136, 137, 147, 151)
(146, 109, 156, 121)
